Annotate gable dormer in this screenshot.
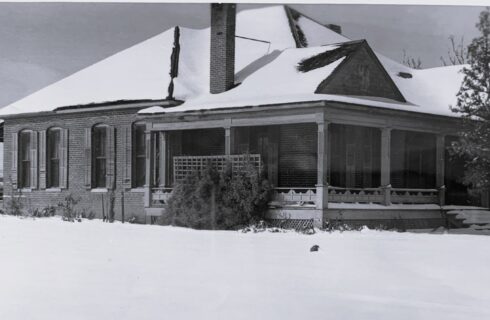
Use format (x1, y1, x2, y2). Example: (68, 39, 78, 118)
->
(302, 40, 406, 102)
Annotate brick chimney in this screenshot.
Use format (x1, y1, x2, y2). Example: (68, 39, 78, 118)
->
(210, 3, 236, 94)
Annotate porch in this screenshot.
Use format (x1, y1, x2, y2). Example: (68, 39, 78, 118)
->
(142, 111, 467, 226)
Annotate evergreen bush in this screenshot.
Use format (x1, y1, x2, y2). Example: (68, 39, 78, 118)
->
(164, 160, 271, 230)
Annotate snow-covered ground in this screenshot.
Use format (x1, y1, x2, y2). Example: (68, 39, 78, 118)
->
(1, 216, 489, 320)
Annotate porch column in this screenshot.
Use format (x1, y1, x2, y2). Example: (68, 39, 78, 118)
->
(436, 134, 446, 206)
(225, 126, 235, 155)
(144, 124, 154, 208)
(380, 127, 392, 205)
(316, 120, 329, 210)
(158, 132, 168, 187)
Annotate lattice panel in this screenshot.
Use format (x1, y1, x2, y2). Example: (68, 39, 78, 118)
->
(173, 154, 261, 182)
(267, 219, 314, 230)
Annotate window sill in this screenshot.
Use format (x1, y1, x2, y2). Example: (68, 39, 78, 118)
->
(19, 188, 32, 193)
(45, 188, 62, 192)
(91, 188, 108, 193)
(130, 188, 146, 193)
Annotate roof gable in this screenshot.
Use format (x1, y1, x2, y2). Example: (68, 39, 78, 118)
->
(313, 41, 406, 102)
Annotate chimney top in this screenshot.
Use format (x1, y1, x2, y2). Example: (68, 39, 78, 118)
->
(325, 23, 342, 34)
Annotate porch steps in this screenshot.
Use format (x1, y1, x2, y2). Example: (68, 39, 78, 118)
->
(446, 209, 490, 229)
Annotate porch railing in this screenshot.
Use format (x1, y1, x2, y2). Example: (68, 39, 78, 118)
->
(270, 188, 317, 207)
(328, 186, 384, 204)
(269, 185, 445, 207)
(390, 188, 439, 204)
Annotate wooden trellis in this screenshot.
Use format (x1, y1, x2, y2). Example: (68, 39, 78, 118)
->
(173, 154, 261, 182)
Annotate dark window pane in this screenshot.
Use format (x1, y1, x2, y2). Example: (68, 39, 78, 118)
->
(19, 132, 31, 188)
(135, 157, 146, 187)
(49, 160, 60, 188)
(92, 126, 107, 188)
(94, 126, 107, 157)
(132, 124, 146, 188)
(47, 129, 61, 188)
(21, 161, 30, 188)
(95, 158, 106, 188)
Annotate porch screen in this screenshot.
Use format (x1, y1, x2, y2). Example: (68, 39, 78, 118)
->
(391, 130, 436, 189)
(278, 123, 317, 188)
(181, 128, 225, 156)
(329, 124, 381, 188)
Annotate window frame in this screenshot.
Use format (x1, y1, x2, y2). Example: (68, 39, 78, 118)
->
(18, 130, 32, 189)
(92, 124, 108, 189)
(132, 122, 147, 188)
(46, 127, 62, 189)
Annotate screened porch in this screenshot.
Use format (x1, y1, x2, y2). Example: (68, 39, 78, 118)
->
(144, 121, 463, 209)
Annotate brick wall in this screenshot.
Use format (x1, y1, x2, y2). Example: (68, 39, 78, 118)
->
(3, 108, 147, 223)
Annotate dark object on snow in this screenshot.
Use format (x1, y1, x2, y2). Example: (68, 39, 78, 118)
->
(310, 245, 320, 252)
(397, 71, 413, 79)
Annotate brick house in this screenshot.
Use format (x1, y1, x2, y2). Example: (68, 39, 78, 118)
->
(0, 4, 482, 227)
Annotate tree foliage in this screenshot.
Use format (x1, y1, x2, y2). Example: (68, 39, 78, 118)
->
(451, 8, 490, 189)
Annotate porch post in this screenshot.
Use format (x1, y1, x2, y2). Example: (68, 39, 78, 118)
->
(225, 126, 235, 155)
(436, 134, 446, 206)
(316, 119, 329, 211)
(381, 127, 392, 205)
(158, 132, 168, 187)
(144, 123, 154, 208)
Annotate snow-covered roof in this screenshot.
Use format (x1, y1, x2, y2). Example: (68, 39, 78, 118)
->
(0, 5, 350, 117)
(377, 56, 465, 116)
(0, 27, 204, 116)
(141, 42, 464, 117)
(0, 5, 465, 119)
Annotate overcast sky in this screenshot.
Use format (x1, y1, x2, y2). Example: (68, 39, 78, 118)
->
(0, 2, 484, 108)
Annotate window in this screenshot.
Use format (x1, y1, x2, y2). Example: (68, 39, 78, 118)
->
(18, 131, 32, 188)
(47, 128, 61, 188)
(92, 125, 107, 188)
(132, 123, 146, 188)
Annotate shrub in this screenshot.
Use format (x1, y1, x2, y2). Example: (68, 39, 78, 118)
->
(32, 206, 56, 218)
(58, 194, 81, 222)
(164, 161, 271, 230)
(5, 187, 24, 216)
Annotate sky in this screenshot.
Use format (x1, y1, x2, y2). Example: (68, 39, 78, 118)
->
(0, 2, 485, 109)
